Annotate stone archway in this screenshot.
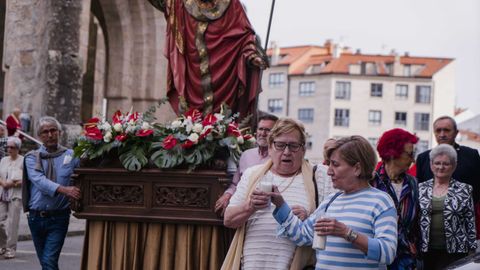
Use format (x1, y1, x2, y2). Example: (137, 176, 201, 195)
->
(80, 0, 172, 121)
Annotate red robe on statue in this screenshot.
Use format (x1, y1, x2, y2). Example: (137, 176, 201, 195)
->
(148, 0, 264, 119)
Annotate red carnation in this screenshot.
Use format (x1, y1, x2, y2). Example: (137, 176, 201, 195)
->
(127, 112, 139, 122)
(115, 134, 127, 142)
(84, 117, 100, 129)
(227, 123, 241, 137)
(243, 134, 254, 140)
(136, 129, 154, 137)
(181, 140, 195, 149)
(162, 135, 177, 150)
(202, 113, 217, 126)
(184, 109, 201, 122)
(112, 110, 123, 124)
(85, 127, 103, 140)
(199, 126, 213, 140)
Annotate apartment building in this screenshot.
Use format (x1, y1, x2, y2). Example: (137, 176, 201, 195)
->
(259, 41, 455, 163)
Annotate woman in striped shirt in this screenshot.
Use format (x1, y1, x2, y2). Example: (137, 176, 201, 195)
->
(272, 136, 398, 270)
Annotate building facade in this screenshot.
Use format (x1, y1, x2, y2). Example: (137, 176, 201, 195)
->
(260, 41, 455, 163)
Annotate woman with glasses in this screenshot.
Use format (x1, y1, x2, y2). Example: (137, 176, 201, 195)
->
(370, 128, 420, 270)
(0, 137, 24, 259)
(270, 136, 397, 269)
(418, 144, 477, 269)
(222, 118, 335, 269)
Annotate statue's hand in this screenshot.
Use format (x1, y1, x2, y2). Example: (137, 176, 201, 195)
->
(251, 56, 268, 70)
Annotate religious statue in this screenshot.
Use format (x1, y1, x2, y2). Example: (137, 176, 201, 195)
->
(147, 0, 268, 119)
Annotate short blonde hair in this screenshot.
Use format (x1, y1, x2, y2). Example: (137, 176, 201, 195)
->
(267, 118, 307, 146)
(326, 136, 377, 181)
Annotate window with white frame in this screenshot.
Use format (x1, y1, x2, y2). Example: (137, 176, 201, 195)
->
(269, 73, 285, 88)
(298, 108, 314, 123)
(403, 65, 411, 76)
(415, 85, 431, 104)
(334, 109, 350, 127)
(267, 99, 283, 113)
(395, 112, 407, 126)
(370, 83, 383, 97)
(368, 110, 382, 125)
(395, 84, 408, 99)
(414, 113, 430, 131)
(299, 82, 315, 96)
(335, 81, 351, 100)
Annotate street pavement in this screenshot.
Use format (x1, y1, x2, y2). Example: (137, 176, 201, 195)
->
(0, 212, 86, 269)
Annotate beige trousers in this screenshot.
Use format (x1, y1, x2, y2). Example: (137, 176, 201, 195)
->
(0, 198, 22, 249)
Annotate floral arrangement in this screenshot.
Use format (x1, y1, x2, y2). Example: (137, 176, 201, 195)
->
(74, 107, 156, 171)
(150, 105, 256, 170)
(74, 104, 256, 172)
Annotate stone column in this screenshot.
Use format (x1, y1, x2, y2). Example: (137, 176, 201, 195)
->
(3, 0, 88, 146)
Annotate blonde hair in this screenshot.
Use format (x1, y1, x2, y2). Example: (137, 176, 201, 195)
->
(267, 118, 307, 146)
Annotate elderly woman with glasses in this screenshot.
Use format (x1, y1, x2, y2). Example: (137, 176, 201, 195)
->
(222, 118, 335, 270)
(0, 137, 24, 259)
(270, 136, 398, 270)
(418, 144, 477, 269)
(370, 128, 420, 270)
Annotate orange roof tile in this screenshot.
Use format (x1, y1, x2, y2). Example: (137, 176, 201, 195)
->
(268, 45, 453, 78)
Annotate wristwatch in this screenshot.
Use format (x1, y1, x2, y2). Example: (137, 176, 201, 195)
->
(345, 228, 358, 243)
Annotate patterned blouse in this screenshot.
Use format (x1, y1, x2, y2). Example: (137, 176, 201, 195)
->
(371, 164, 420, 262)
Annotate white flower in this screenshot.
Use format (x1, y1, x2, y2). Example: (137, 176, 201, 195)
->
(125, 125, 136, 134)
(214, 113, 224, 122)
(193, 123, 203, 133)
(113, 123, 123, 132)
(103, 131, 112, 143)
(171, 120, 182, 129)
(184, 118, 193, 133)
(101, 122, 112, 131)
(188, 133, 199, 143)
(142, 122, 150, 130)
(236, 136, 244, 145)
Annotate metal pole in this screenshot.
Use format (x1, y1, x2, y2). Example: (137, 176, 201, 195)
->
(264, 0, 276, 51)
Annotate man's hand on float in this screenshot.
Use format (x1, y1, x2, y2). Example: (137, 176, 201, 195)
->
(215, 193, 232, 216)
(57, 186, 81, 200)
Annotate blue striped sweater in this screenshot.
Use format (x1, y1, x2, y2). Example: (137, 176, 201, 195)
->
(273, 187, 398, 270)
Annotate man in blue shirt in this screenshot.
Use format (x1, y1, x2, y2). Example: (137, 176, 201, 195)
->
(23, 116, 80, 270)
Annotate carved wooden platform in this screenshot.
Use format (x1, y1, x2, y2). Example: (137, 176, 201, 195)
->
(71, 167, 231, 225)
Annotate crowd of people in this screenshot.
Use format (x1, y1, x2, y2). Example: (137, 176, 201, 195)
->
(0, 108, 478, 269)
(219, 114, 478, 270)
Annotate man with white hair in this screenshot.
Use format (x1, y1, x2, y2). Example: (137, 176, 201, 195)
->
(23, 116, 81, 269)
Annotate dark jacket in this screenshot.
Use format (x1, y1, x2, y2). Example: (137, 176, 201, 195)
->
(418, 179, 477, 253)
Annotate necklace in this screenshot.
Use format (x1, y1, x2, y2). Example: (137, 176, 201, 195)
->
(433, 183, 449, 197)
(277, 172, 300, 193)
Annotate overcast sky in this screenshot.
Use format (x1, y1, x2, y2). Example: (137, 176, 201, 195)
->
(242, 0, 480, 112)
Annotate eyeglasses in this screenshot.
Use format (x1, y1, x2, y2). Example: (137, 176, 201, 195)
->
(40, 128, 58, 136)
(6, 146, 17, 149)
(403, 150, 416, 158)
(257, 127, 271, 133)
(273, 141, 304, 152)
(432, 161, 452, 168)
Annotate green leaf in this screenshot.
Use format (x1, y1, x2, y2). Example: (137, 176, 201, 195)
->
(119, 145, 148, 171)
(151, 149, 183, 168)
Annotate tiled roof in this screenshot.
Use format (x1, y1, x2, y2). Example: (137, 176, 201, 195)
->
(459, 130, 480, 143)
(268, 45, 453, 78)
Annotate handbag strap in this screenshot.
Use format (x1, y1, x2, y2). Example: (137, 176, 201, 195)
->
(312, 165, 319, 207)
(325, 191, 342, 213)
